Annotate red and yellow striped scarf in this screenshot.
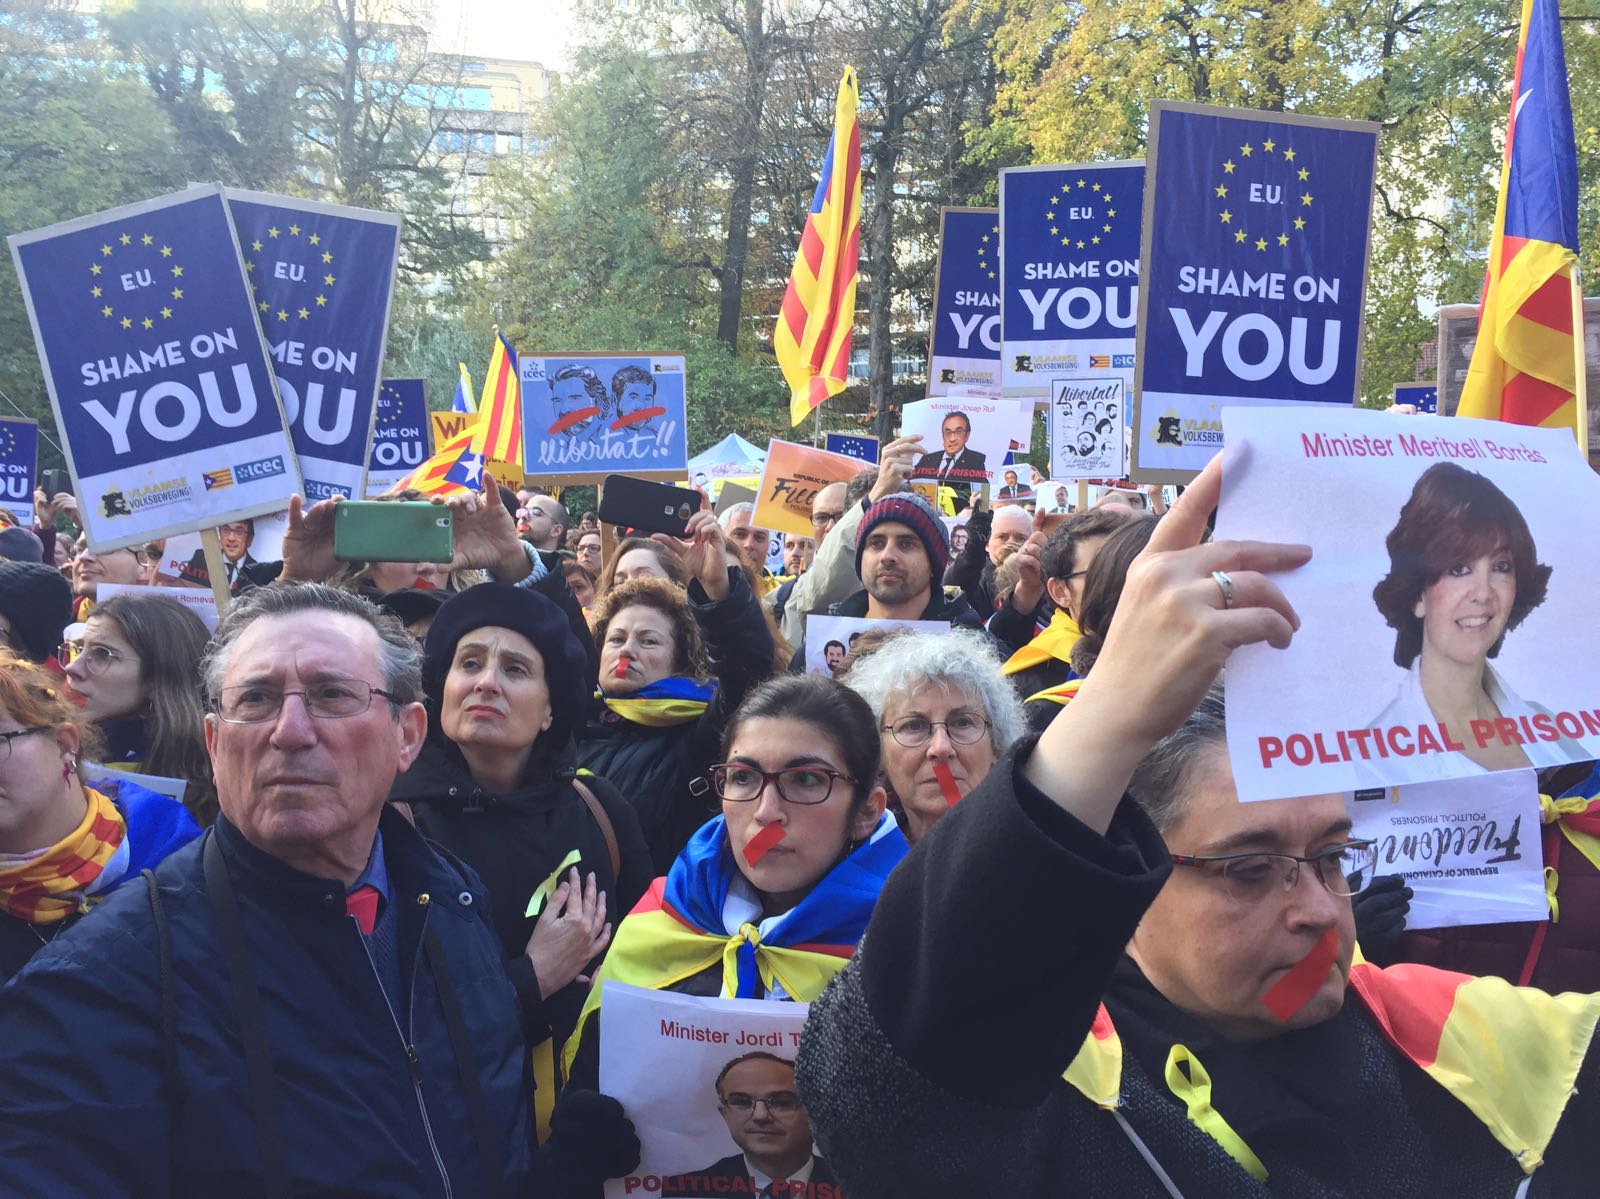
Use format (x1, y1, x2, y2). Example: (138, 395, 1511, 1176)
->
(0, 786, 126, 924)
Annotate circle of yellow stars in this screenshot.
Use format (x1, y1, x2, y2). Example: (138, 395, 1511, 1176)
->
(974, 220, 1000, 281)
(1215, 136, 1312, 252)
(241, 221, 336, 324)
(89, 230, 187, 333)
(1043, 177, 1118, 253)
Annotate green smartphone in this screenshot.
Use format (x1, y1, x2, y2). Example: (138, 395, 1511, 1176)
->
(333, 501, 454, 564)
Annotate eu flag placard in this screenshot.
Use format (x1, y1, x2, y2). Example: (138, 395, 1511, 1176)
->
(1393, 382, 1439, 414)
(1131, 101, 1379, 483)
(999, 161, 1144, 404)
(823, 432, 878, 464)
(928, 208, 1000, 396)
(225, 189, 402, 501)
(7, 186, 301, 550)
(366, 378, 429, 495)
(0, 419, 37, 525)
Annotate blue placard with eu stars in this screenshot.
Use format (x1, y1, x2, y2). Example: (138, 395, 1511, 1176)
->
(225, 188, 402, 502)
(7, 185, 302, 551)
(1131, 101, 1379, 483)
(0, 419, 37, 526)
(366, 378, 429, 495)
(999, 161, 1144, 403)
(1393, 382, 1438, 414)
(823, 432, 878, 464)
(928, 208, 1000, 396)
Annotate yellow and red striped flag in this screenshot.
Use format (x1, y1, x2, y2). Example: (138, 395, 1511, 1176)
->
(776, 68, 862, 426)
(392, 424, 478, 495)
(1457, 0, 1584, 443)
(473, 331, 523, 467)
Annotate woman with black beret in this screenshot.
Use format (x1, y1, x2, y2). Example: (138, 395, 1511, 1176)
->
(388, 582, 653, 1080)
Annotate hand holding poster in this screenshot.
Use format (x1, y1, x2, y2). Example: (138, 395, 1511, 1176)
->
(8, 186, 301, 549)
(226, 189, 402, 501)
(1216, 404, 1600, 802)
(1347, 771, 1547, 930)
(366, 379, 429, 495)
(753, 440, 862, 538)
(600, 984, 845, 1199)
(0, 419, 38, 526)
(1132, 102, 1379, 482)
(522, 353, 688, 482)
(901, 396, 1032, 488)
(1000, 162, 1143, 403)
(927, 208, 1001, 396)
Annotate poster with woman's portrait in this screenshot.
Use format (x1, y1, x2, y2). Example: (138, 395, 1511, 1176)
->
(600, 984, 847, 1199)
(1216, 405, 1600, 803)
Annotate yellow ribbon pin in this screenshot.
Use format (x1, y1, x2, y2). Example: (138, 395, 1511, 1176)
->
(525, 848, 583, 918)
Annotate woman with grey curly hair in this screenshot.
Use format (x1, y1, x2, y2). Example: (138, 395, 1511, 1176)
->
(843, 628, 1025, 843)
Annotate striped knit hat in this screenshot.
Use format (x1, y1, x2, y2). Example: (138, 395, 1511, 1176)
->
(855, 492, 950, 579)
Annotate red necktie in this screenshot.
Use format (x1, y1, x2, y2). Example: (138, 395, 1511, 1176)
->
(345, 885, 381, 935)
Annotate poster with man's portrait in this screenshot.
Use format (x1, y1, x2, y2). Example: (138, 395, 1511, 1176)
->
(803, 615, 948, 678)
(1217, 405, 1600, 803)
(600, 984, 849, 1199)
(520, 352, 688, 483)
(901, 397, 1031, 489)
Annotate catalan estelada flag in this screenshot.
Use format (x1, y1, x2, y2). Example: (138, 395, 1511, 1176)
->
(472, 332, 523, 467)
(451, 361, 475, 413)
(1457, 0, 1583, 439)
(393, 424, 478, 495)
(776, 67, 862, 426)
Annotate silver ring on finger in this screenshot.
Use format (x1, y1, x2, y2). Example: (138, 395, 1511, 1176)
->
(1211, 569, 1235, 609)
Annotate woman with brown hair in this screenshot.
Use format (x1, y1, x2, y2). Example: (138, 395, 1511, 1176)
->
(1371, 462, 1577, 773)
(578, 512, 776, 872)
(595, 536, 689, 599)
(61, 594, 218, 827)
(0, 652, 199, 980)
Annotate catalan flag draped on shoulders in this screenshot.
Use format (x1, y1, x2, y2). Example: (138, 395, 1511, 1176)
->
(777, 68, 862, 427)
(1457, 0, 1585, 441)
(564, 809, 906, 1075)
(396, 332, 524, 495)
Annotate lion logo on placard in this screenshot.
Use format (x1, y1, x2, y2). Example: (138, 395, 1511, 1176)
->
(1013, 353, 1033, 373)
(1155, 416, 1183, 448)
(101, 489, 131, 518)
(939, 368, 956, 384)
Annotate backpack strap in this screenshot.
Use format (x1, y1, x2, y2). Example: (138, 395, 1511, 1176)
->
(571, 776, 621, 882)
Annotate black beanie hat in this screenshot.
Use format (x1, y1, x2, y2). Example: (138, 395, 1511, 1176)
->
(422, 582, 588, 748)
(854, 492, 951, 580)
(0, 562, 73, 664)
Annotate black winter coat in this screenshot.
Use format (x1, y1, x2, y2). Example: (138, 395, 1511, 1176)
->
(797, 743, 1600, 1198)
(577, 569, 774, 874)
(0, 808, 535, 1198)
(390, 737, 653, 1051)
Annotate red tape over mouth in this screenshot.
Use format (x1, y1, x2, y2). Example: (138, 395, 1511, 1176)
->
(933, 762, 962, 806)
(1260, 927, 1341, 1021)
(743, 823, 786, 866)
(613, 656, 630, 679)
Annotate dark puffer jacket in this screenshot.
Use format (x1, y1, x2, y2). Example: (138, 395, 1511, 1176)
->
(390, 737, 652, 1051)
(577, 569, 774, 874)
(0, 808, 535, 1198)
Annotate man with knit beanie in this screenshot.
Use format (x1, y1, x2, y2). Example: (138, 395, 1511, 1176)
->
(788, 490, 984, 671)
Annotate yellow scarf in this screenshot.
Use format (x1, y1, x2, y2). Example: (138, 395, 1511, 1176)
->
(1003, 610, 1082, 676)
(0, 786, 126, 924)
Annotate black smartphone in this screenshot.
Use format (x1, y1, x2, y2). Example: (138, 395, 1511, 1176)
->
(39, 468, 69, 499)
(598, 475, 701, 537)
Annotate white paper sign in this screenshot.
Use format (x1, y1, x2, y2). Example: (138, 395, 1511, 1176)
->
(96, 583, 219, 631)
(902, 396, 1032, 488)
(1048, 376, 1126, 479)
(1347, 771, 1546, 930)
(599, 984, 844, 1199)
(1217, 405, 1600, 802)
(804, 615, 949, 677)
(84, 764, 189, 804)
(151, 510, 288, 590)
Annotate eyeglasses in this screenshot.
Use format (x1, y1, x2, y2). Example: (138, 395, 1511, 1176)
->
(811, 510, 844, 530)
(709, 763, 855, 806)
(719, 1091, 802, 1115)
(59, 643, 136, 674)
(216, 679, 401, 723)
(883, 711, 991, 748)
(218, 524, 251, 538)
(0, 726, 49, 761)
(1170, 840, 1378, 903)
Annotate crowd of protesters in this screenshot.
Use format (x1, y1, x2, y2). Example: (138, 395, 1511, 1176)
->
(2, 436, 1599, 1198)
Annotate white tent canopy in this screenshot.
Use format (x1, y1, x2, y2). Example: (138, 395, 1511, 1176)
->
(687, 433, 766, 479)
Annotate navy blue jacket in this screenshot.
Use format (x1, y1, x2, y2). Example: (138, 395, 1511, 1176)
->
(0, 806, 536, 1198)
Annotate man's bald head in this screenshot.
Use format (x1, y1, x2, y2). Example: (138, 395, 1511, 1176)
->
(811, 482, 848, 538)
(988, 505, 1032, 566)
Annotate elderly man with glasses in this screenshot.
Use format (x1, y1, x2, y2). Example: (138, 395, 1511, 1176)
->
(0, 583, 635, 1196)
